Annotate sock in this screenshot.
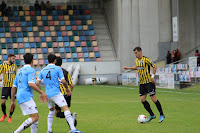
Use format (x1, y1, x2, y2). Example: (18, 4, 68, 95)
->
(30, 121, 38, 133)
(9, 108, 14, 118)
(1, 104, 6, 115)
(155, 100, 164, 115)
(64, 110, 76, 131)
(15, 117, 33, 133)
(56, 112, 65, 118)
(47, 110, 55, 132)
(142, 101, 154, 116)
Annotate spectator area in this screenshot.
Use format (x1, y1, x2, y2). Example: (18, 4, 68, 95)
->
(0, 5, 101, 67)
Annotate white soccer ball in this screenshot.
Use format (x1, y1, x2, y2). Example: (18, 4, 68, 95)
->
(138, 114, 147, 123)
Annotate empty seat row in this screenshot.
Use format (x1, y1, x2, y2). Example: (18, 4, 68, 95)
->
(0, 15, 91, 22)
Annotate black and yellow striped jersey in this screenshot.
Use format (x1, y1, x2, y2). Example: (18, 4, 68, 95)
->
(59, 68, 73, 95)
(135, 56, 156, 84)
(0, 63, 17, 87)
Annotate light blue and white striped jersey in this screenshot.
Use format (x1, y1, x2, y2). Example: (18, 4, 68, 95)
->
(37, 64, 64, 97)
(13, 65, 36, 104)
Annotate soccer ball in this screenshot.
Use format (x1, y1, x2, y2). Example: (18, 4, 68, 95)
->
(138, 114, 147, 123)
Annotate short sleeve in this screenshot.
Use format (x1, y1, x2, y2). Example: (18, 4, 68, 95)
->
(28, 69, 36, 83)
(37, 70, 43, 81)
(58, 67, 64, 80)
(146, 58, 156, 68)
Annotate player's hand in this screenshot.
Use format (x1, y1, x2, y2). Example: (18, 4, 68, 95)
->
(0, 77, 2, 81)
(123, 66, 128, 69)
(40, 93, 48, 103)
(66, 89, 71, 96)
(10, 102, 15, 112)
(151, 78, 156, 84)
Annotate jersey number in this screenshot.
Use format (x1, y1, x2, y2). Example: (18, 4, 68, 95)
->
(46, 71, 51, 80)
(19, 72, 22, 83)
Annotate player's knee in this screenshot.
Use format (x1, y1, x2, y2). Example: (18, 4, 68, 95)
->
(61, 105, 70, 112)
(31, 113, 39, 122)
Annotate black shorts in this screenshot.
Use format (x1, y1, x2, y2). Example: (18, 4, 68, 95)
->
(1, 87, 12, 99)
(139, 82, 156, 96)
(55, 95, 71, 111)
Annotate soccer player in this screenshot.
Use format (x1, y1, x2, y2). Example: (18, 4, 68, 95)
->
(55, 56, 77, 126)
(36, 54, 82, 133)
(10, 53, 48, 133)
(123, 47, 165, 123)
(0, 54, 17, 122)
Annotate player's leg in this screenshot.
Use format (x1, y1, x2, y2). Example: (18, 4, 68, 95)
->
(47, 98, 55, 133)
(149, 83, 165, 123)
(8, 87, 14, 122)
(13, 99, 39, 133)
(0, 87, 8, 122)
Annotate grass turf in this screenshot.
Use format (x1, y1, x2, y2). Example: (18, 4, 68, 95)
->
(0, 85, 200, 133)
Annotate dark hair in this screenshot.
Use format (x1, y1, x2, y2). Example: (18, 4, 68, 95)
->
(23, 53, 33, 64)
(133, 47, 142, 51)
(55, 56, 62, 66)
(8, 54, 16, 58)
(48, 54, 56, 63)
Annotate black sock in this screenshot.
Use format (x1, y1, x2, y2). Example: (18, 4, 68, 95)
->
(56, 112, 65, 118)
(9, 108, 14, 118)
(1, 104, 6, 115)
(155, 100, 164, 115)
(142, 101, 154, 116)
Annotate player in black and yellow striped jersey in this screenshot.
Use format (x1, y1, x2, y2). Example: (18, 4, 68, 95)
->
(0, 54, 17, 122)
(123, 47, 165, 123)
(54, 56, 77, 127)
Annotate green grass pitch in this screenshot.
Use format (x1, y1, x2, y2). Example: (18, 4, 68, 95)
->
(0, 85, 200, 133)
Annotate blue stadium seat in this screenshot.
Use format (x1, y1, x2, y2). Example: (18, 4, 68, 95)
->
(72, 53, 77, 58)
(66, 26, 72, 31)
(53, 15, 58, 20)
(73, 10, 79, 15)
(63, 36, 68, 42)
(0, 17, 2, 21)
(21, 21, 26, 27)
(80, 15, 85, 20)
(86, 15, 91, 20)
(56, 31, 61, 36)
(0, 28, 4, 32)
(64, 42, 69, 47)
(36, 11, 41, 16)
(45, 32, 50, 36)
(85, 58, 90, 62)
(57, 10, 63, 15)
(3, 55, 8, 60)
(75, 41, 81, 47)
(14, 16, 19, 21)
(59, 21, 65, 26)
(67, 59, 73, 62)
(83, 5, 89, 9)
(19, 49, 25, 54)
(27, 27, 33, 32)
(79, 31, 84, 36)
(88, 25, 93, 30)
(60, 48, 65, 53)
(0, 33, 5, 37)
(43, 54, 48, 59)
(11, 33, 16, 38)
(54, 48, 59, 53)
(33, 54, 37, 59)
(8, 49, 13, 54)
(27, 21, 32, 27)
(30, 43, 35, 48)
(6, 38, 11, 43)
(62, 59, 67, 63)
(7, 44, 12, 49)
(18, 38, 23, 43)
(44, 59, 48, 65)
(42, 48, 48, 53)
(17, 32, 22, 37)
(42, 16, 47, 21)
(90, 30, 95, 35)
(84, 31, 89, 36)
(77, 25, 82, 30)
(71, 20, 76, 25)
(52, 10, 57, 16)
(65, 48, 70, 53)
(90, 58, 96, 61)
(41, 37, 46, 42)
(57, 37, 63, 42)
(60, 53, 65, 58)
(78, 5, 83, 9)
(95, 52, 100, 58)
(83, 53, 89, 58)
(24, 43, 29, 48)
(82, 47, 88, 53)
(80, 36, 85, 41)
(21, 60, 25, 66)
(15, 60, 20, 66)
(34, 32, 39, 37)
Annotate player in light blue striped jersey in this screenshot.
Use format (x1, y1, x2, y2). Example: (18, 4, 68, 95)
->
(36, 54, 83, 133)
(10, 53, 48, 133)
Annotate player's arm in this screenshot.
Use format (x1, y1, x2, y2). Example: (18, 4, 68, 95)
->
(123, 66, 137, 70)
(0, 64, 4, 81)
(10, 76, 18, 112)
(146, 58, 157, 83)
(67, 73, 73, 91)
(59, 68, 71, 96)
